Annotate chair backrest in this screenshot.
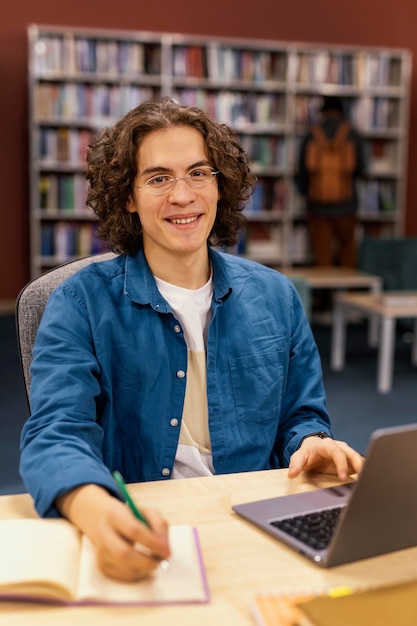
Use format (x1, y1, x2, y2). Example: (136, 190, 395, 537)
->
(15, 252, 117, 404)
(358, 237, 403, 290)
(288, 276, 312, 322)
(358, 236, 417, 291)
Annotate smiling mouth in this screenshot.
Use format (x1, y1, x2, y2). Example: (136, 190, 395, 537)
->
(168, 215, 199, 225)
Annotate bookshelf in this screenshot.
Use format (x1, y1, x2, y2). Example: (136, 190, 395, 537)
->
(28, 25, 412, 277)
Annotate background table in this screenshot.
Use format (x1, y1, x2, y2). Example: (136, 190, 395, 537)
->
(1, 470, 417, 625)
(280, 267, 382, 340)
(331, 291, 417, 393)
(280, 267, 382, 292)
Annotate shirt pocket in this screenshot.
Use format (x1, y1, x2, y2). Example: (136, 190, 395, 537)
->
(229, 350, 284, 424)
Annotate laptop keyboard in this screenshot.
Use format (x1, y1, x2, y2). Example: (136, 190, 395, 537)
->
(270, 506, 345, 551)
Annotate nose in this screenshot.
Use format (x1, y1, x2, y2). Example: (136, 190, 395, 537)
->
(167, 176, 196, 201)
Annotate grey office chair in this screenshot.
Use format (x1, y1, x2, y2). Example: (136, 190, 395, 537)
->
(287, 276, 312, 322)
(16, 252, 117, 404)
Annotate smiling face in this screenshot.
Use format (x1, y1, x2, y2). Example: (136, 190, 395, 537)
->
(127, 125, 219, 282)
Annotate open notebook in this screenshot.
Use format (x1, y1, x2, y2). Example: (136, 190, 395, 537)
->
(233, 424, 417, 567)
(0, 520, 209, 605)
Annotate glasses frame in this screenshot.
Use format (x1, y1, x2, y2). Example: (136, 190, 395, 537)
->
(134, 166, 220, 196)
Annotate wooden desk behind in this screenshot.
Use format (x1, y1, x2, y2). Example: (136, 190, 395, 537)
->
(279, 267, 382, 291)
(280, 267, 383, 342)
(2, 470, 417, 625)
(332, 291, 417, 393)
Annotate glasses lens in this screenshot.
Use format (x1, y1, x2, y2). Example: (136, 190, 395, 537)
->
(187, 166, 217, 188)
(145, 174, 176, 194)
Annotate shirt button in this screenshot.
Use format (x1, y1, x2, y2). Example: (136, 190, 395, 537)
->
(174, 324, 181, 333)
(176, 369, 186, 379)
(161, 467, 171, 477)
(170, 418, 179, 427)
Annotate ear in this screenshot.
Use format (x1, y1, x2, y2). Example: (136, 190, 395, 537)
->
(126, 196, 136, 214)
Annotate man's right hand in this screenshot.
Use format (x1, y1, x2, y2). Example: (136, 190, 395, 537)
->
(56, 483, 171, 581)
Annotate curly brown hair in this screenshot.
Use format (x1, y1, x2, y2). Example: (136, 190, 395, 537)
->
(86, 97, 256, 255)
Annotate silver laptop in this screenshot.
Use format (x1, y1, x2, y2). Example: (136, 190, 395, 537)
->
(232, 424, 417, 567)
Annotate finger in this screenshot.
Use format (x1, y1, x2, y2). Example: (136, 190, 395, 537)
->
(330, 447, 349, 481)
(288, 438, 365, 481)
(307, 439, 350, 480)
(334, 441, 365, 475)
(97, 533, 162, 582)
(94, 503, 171, 581)
(289, 439, 347, 479)
(288, 449, 309, 478)
(126, 510, 171, 561)
(142, 508, 170, 542)
(94, 513, 162, 581)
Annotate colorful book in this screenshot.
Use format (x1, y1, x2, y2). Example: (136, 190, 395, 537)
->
(252, 586, 359, 626)
(299, 579, 417, 626)
(252, 580, 417, 626)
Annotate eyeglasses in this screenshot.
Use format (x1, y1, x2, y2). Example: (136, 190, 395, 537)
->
(135, 166, 219, 195)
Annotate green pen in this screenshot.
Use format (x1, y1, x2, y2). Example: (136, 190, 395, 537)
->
(112, 470, 150, 527)
(112, 471, 170, 569)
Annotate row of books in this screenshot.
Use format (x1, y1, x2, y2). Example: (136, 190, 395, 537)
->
(226, 223, 308, 264)
(35, 36, 287, 83)
(293, 95, 400, 131)
(359, 180, 396, 213)
(36, 130, 398, 179)
(368, 138, 399, 173)
(38, 127, 94, 165)
(237, 134, 288, 169)
(34, 81, 400, 134)
(293, 95, 323, 126)
(220, 225, 283, 262)
(35, 83, 158, 121)
(172, 45, 287, 82)
(39, 174, 88, 211)
(37, 173, 396, 216)
(243, 223, 282, 261)
(366, 97, 400, 131)
(34, 36, 162, 75)
(293, 50, 402, 88)
(33, 36, 291, 84)
(38, 133, 289, 173)
(40, 222, 105, 258)
(34, 35, 403, 90)
(287, 226, 310, 263)
(171, 89, 285, 127)
(244, 179, 288, 214)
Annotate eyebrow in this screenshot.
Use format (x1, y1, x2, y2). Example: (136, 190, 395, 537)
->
(139, 159, 211, 177)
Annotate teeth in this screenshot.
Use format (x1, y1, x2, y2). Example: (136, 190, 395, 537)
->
(170, 216, 198, 225)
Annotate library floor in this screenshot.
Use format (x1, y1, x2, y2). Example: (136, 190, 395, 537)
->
(1, 314, 417, 495)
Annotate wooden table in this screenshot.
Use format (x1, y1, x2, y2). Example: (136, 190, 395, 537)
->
(331, 291, 417, 393)
(1, 470, 417, 625)
(280, 267, 382, 341)
(280, 267, 382, 292)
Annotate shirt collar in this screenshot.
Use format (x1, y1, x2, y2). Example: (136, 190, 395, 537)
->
(123, 247, 232, 308)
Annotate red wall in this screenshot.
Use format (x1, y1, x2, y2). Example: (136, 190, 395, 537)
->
(2, 0, 417, 298)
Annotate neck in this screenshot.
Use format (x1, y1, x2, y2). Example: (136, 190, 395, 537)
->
(145, 247, 211, 289)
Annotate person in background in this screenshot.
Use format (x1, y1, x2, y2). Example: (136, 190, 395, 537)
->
(296, 95, 367, 268)
(20, 98, 364, 583)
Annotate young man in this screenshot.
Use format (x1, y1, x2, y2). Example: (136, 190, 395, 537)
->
(20, 98, 363, 582)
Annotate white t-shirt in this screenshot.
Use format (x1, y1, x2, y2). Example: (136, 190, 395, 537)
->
(154, 275, 214, 478)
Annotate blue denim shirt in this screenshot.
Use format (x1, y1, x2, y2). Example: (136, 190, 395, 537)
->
(20, 248, 331, 517)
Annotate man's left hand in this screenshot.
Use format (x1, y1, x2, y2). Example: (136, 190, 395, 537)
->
(288, 437, 364, 481)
